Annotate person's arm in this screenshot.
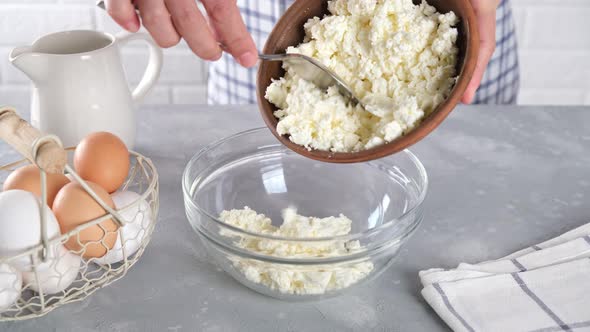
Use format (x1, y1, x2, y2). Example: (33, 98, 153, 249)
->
(104, 0, 258, 67)
(462, 0, 501, 104)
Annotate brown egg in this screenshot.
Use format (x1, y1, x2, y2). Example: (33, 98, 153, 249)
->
(74, 132, 130, 193)
(3, 164, 69, 206)
(52, 181, 119, 258)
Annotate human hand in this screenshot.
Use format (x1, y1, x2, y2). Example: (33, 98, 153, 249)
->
(462, 0, 501, 104)
(104, 0, 258, 67)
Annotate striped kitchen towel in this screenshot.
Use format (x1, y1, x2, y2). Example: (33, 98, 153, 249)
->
(420, 223, 590, 332)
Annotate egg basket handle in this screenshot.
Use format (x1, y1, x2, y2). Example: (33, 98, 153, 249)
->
(0, 106, 67, 174)
(0, 106, 126, 263)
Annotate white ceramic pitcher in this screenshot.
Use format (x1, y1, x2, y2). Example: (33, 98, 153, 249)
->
(9, 30, 163, 148)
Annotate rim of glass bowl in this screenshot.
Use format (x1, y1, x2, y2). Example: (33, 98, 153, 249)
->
(182, 127, 429, 244)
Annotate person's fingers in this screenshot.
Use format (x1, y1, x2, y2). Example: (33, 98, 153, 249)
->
(461, 9, 497, 104)
(201, 0, 258, 67)
(135, 0, 180, 48)
(461, 41, 495, 104)
(105, 0, 140, 32)
(165, 0, 221, 61)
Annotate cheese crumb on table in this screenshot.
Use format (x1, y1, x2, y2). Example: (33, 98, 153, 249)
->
(219, 207, 374, 295)
(265, 0, 459, 152)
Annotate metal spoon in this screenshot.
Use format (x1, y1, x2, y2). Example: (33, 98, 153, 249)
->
(258, 53, 364, 107)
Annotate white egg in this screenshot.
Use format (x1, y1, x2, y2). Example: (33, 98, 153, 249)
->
(0, 190, 61, 271)
(22, 245, 81, 294)
(0, 264, 22, 313)
(95, 191, 152, 265)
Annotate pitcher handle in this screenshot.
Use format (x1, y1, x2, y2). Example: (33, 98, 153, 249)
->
(115, 32, 163, 104)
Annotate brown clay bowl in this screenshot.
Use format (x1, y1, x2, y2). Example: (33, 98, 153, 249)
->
(256, 0, 479, 163)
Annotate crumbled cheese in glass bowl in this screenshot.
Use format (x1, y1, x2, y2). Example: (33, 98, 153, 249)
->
(265, 0, 459, 153)
(219, 207, 375, 295)
(182, 128, 428, 301)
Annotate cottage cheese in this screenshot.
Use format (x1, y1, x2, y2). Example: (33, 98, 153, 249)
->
(219, 207, 374, 295)
(265, 0, 459, 152)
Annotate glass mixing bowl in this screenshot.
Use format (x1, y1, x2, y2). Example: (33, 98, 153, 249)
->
(182, 128, 428, 301)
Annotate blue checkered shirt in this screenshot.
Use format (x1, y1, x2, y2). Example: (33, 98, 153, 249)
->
(208, 0, 519, 105)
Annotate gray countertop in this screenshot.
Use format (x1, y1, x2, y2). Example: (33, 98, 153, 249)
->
(2, 105, 590, 332)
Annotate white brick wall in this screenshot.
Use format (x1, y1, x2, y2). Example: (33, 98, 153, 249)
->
(0, 0, 588, 108)
(512, 0, 590, 105)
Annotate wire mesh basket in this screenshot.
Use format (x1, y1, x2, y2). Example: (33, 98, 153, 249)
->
(0, 107, 159, 320)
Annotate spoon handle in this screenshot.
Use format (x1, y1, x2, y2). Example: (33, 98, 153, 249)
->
(258, 53, 290, 61)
